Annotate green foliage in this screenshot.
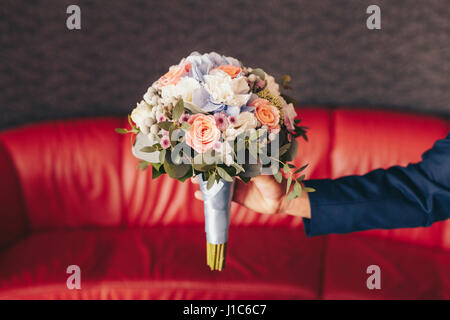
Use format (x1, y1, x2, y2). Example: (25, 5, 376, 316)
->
(250, 68, 265, 80)
(172, 99, 185, 122)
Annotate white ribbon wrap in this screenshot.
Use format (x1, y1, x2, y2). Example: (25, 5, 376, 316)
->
(198, 175, 235, 244)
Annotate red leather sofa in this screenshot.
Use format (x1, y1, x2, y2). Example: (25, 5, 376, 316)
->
(0, 107, 449, 299)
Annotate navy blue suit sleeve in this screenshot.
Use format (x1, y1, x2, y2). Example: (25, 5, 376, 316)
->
(302, 133, 450, 237)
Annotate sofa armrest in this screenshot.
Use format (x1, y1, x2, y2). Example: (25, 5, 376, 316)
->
(0, 139, 28, 249)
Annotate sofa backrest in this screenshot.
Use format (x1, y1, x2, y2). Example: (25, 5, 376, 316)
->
(0, 107, 448, 248)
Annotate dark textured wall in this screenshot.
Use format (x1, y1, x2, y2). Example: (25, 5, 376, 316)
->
(1, 0, 449, 129)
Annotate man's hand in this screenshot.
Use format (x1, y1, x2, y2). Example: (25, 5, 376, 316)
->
(192, 175, 311, 218)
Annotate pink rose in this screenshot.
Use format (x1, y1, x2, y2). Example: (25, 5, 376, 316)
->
(249, 98, 280, 130)
(185, 114, 221, 153)
(157, 61, 192, 87)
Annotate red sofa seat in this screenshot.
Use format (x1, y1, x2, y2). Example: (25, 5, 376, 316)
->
(0, 107, 448, 299)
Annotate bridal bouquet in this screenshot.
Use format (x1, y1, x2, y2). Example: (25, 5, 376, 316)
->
(117, 52, 312, 271)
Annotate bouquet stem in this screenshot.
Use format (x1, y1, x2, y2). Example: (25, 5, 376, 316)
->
(207, 242, 227, 271)
(198, 175, 235, 272)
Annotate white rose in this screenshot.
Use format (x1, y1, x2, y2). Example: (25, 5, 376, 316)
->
(204, 71, 251, 107)
(225, 111, 258, 140)
(160, 77, 201, 106)
(265, 73, 280, 96)
(131, 100, 152, 131)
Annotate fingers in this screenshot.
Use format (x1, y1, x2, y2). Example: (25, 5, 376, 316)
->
(194, 190, 203, 200)
(191, 176, 199, 184)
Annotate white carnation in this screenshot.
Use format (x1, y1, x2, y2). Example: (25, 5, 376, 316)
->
(204, 71, 251, 107)
(131, 100, 153, 132)
(160, 77, 201, 106)
(225, 111, 258, 140)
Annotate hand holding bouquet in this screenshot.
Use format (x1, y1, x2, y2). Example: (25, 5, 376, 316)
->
(117, 52, 314, 271)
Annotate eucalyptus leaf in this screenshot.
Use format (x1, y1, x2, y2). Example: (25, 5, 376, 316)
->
(303, 187, 316, 193)
(140, 146, 157, 153)
(115, 128, 128, 134)
(152, 166, 162, 179)
(173, 99, 185, 122)
(285, 139, 298, 161)
(183, 101, 204, 114)
(294, 164, 309, 174)
(138, 161, 150, 171)
(157, 121, 173, 131)
(159, 149, 166, 163)
(294, 181, 303, 198)
(286, 174, 293, 195)
(279, 143, 291, 157)
(217, 167, 233, 182)
(286, 189, 297, 202)
(207, 172, 216, 190)
(181, 122, 191, 130)
(273, 170, 283, 184)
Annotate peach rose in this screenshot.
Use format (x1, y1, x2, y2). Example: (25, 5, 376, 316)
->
(185, 114, 221, 153)
(157, 61, 192, 87)
(249, 98, 280, 129)
(212, 65, 242, 79)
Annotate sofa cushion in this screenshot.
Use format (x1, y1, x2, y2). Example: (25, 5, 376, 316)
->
(0, 226, 325, 299)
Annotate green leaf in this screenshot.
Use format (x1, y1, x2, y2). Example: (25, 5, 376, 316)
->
(152, 166, 162, 179)
(207, 172, 216, 190)
(286, 190, 297, 202)
(115, 128, 128, 134)
(140, 146, 157, 153)
(283, 164, 290, 174)
(239, 176, 251, 184)
(137, 161, 150, 171)
(152, 162, 162, 171)
(273, 170, 283, 183)
(163, 160, 190, 179)
(157, 121, 173, 131)
(303, 187, 316, 193)
(177, 167, 193, 183)
(217, 167, 233, 182)
(279, 143, 291, 156)
(173, 99, 185, 122)
(231, 163, 245, 174)
(294, 164, 309, 174)
(286, 174, 293, 195)
(250, 68, 265, 80)
(159, 149, 166, 163)
(181, 122, 191, 130)
(296, 174, 306, 182)
(294, 181, 303, 198)
(285, 139, 299, 161)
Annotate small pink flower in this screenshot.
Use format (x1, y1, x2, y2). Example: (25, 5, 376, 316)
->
(157, 115, 167, 122)
(179, 113, 190, 123)
(213, 141, 222, 152)
(256, 80, 265, 88)
(160, 129, 169, 137)
(228, 116, 237, 126)
(160, 136, 171, 149)
(214, 112, 229, 131)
